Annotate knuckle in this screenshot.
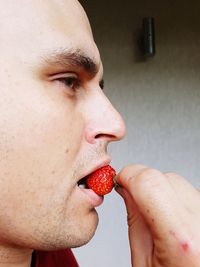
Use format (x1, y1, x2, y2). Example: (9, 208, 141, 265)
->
(165, 172, 187, 185)
(138, 168, 162, 181)
(119, 164, 147, 181)
(165, 172, 179, 178)
(135, 168, 164, 189)
(145, 168, 160, 176)
(120, 164, 146, 173)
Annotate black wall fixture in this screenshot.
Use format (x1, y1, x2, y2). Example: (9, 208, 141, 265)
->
(140, 17, 156, 57)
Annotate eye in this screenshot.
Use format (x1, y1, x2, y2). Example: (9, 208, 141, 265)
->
(51, 73, 81, 94)
(57, 75, 81, 91)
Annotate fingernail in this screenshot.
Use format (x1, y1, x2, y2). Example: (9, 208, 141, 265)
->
(115, 184, 124, 197)
(114, 175, 122, 188)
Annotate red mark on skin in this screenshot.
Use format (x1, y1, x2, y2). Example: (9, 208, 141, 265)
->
(169, 231, 189, 252)
(181, 242, 189, 252)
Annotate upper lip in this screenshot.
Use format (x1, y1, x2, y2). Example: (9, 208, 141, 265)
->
(77, 157, 111, 184)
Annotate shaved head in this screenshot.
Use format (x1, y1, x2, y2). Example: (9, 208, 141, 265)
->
(0, 0, 125, 265)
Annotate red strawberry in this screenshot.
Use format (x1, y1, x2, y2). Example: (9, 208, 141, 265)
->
(86, 165, 116, 196)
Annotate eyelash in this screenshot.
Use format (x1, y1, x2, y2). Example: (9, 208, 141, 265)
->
(52, 73, 104, 93)
(57, 76, 81, 91)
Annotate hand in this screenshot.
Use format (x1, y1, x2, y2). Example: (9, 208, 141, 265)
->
(116, 164, 200, 267)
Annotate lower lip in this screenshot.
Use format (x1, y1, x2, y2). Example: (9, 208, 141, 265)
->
(80, 188, 104, 207)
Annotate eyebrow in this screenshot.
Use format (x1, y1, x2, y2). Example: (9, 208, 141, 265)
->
(42, 48, 99, 77)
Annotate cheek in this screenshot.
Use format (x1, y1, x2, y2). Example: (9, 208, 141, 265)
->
(0, 81, 84, 202)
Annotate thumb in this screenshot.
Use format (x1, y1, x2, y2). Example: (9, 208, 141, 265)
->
(116, 180, 154, 267)
(116, 185, 140, 226)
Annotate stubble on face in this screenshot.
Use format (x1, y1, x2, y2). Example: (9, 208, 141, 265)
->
(0, 0, 103, 253)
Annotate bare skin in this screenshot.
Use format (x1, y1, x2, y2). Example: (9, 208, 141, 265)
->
(1, 1, 200, 267)
(116, 164, 200, 267)
(0, 0, 126, 266)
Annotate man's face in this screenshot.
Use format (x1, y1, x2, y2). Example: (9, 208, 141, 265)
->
(0, 0, 125, 250)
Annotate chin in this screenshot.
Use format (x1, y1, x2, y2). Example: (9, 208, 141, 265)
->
(31, 209, 99, 251)
(67, 210, 99, 248)
(69, 232, 95, 249)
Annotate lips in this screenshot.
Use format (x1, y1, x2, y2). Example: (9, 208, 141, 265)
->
(79, 187, 104, 207)
(77, 176, 104, 207)
(76, 159, 111, 207)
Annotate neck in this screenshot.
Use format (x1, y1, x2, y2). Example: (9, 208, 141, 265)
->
(0, 245, 33, 267)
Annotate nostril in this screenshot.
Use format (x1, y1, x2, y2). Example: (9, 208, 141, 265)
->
(95, 133, 103, 139)
(95, 133, 114, 139)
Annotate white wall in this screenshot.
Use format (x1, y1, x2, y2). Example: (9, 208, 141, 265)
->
(74, 0, 200, 266)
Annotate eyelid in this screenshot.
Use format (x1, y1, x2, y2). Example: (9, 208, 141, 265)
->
(49, 72, 81, 96)
(49, 72, 103, 92)
(49, 72, 78, 81)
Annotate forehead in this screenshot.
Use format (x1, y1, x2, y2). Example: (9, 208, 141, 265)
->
(0, 0, 101, 69)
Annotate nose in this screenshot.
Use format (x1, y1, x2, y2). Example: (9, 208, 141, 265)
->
(84, 89, 126, 144)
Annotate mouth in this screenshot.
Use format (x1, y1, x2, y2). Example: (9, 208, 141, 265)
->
(76, 160, 111, 207)
(77, 158, 111, 187)
(77, 176, 88, 189)
(77, 176, 104, 207)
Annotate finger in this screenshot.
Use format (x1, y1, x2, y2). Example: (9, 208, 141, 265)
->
(166, 172, 200, 214)
(116, 165, 189, 245)
(116, 186, 153, 267)
(116, 164, 148, 187)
